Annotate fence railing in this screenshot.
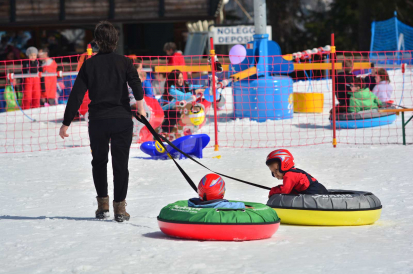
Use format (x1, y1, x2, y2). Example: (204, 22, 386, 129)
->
(0, 49, 412, 153)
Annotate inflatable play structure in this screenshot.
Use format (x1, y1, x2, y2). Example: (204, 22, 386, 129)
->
(330, 107, 397, 129)
(133, 96, 164, 142)
(158, 200, 280, 241)
(140, 134, 210, 160)
(267, 190, 382, 226)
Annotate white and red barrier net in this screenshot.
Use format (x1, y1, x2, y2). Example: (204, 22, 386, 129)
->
(0, 51, 412, 153)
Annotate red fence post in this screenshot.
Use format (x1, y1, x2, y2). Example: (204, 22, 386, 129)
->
(331, 33, 337, 148)
(209, 37, 219, 151)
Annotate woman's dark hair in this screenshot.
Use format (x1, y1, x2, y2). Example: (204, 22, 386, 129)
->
(376, 68, 391, 83)
(343, 59, 353, 74)
(163, 42, 177, 52)
(94, 21, 118, 53)
(162, 70, 189, 102)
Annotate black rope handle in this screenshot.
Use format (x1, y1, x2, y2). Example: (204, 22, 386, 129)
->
(134, 113, 271, 191)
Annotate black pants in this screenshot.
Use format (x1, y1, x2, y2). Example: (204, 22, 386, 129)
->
(89, 118, 133, 202)
(40, 98, 56, 106)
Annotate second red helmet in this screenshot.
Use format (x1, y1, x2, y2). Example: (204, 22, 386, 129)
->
(266, 149, 295, 172)
(198, 174, 226, 201)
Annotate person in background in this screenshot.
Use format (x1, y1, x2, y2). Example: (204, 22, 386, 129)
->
(38, 47, 57, 106)
(348, 77, 382, 113)
(364, 63, 377, 91)
(159, 70, 204, 135)
(22, 46, 41, 109)
(138, 71, 147, 85)
(164, 42, 188, 80)
(133, 59, 154, 98)
(152, 73, 166, 97)
(335, 59, 355, 112)
(372, 68, 393, 103)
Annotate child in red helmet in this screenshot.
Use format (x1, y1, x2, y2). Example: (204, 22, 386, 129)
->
(266, 149, 329, 197)
(188, 174, 245, 209)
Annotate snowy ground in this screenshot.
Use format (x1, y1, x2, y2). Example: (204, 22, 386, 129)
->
(1, 144, 413, 274)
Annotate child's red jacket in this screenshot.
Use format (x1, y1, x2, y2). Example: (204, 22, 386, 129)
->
(269, 168, 328, 196)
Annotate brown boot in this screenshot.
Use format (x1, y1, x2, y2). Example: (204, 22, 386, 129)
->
(95, 196, 109, 219)
(113, 200, 130, 222)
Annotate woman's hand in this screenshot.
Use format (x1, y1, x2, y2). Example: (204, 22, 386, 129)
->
(59, 125, 69, 139)
(135, 100, 147, 118)
(137, 107, 147, 119)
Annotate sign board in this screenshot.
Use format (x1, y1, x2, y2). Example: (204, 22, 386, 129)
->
(212, 25, 272, 45)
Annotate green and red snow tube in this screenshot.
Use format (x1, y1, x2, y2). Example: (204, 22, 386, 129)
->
(158, 200, 280, 241)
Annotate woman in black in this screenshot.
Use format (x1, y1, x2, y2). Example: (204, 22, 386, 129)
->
(59, 21, 146, 222)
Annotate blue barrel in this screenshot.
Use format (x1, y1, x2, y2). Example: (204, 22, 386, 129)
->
(0, 88, 5, 113)
(233, 76, 293, 122)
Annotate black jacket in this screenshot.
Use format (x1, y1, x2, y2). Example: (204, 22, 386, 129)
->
(364, 75, 377, 91)
(63, 52, 144, 126)
(335, 71, 355, 106)
(22, 60, 41, 74)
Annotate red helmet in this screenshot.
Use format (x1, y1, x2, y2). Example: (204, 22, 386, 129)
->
(266, 149, 294, 172)
(198, 174, 226, 201)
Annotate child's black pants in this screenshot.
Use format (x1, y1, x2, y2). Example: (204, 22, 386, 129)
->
(88, 118, 133, 202)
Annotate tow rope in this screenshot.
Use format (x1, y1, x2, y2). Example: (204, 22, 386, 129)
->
(134, 114, 271, 192)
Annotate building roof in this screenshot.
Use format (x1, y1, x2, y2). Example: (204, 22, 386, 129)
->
(1, 0, 222, 26)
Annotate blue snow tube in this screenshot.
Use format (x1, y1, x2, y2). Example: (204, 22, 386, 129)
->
(330, 107, 397, 129)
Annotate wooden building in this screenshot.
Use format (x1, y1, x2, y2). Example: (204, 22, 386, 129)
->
(0, 0, 222, 56)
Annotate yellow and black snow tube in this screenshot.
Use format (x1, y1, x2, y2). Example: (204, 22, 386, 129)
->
(267, 190, 382, 226)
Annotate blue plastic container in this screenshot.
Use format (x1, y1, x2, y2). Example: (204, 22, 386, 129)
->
(233, 76, 293, 122)
(0, 88, 5, 112)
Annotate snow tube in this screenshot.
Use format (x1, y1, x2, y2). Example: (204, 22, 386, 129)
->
(330, 107, 397, 129)
(158, 200, 280, 241)
(267, 190, 382, 226)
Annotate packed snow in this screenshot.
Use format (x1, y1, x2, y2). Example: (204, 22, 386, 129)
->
(1, 68, 413, 273)
(1, 145, 413, 273)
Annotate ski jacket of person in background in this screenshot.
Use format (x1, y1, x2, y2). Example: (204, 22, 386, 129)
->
(348, 88, 382, 113)
(164, 42, 188, 80)
(372, 68, 393, 103)
(159, 70, 203, 111)
(335, 59, 355, 107)
(335, 71, 355, 106)
(22, 59, 41, 74)
(372, 81, 393, 103)
(40, 56, 57, 101)
(167, 51, 188, 80)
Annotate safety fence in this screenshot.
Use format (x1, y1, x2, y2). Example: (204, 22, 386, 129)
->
(0, 49, 412, 153)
